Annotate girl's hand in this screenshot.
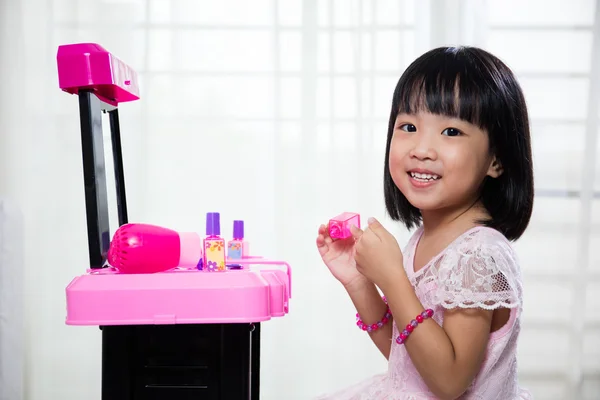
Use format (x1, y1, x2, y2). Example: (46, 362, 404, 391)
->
(316, 223, 369, 291)
(350, 217, 406, 291)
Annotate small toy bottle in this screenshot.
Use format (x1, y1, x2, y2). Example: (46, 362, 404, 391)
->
(227, 220, 246, 261)
(203, 212, 226, 272)
(329, 212, 361, 240)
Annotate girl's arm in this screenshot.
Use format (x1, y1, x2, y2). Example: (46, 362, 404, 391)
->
(384, 277, 492, 400)
(345, 279, 394, 359)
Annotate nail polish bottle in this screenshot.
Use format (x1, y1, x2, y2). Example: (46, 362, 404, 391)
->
(203, 212, 226, 272)
(329, 212, 361, 240)
(227, 220, 246, 261)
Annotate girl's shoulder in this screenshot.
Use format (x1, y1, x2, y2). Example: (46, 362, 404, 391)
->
(440, 225, 520, 273)
(406, 224, 516, 262)
(425, 226, 524, 310)
(454, 225, 515, 254)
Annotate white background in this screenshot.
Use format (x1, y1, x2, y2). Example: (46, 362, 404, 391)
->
(1, 0, 599, 399)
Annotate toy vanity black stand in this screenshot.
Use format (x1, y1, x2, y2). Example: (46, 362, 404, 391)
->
(57, 43, 291, 400)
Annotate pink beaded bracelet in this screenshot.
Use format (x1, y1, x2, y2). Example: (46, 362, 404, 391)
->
(356, 296, 392, 333)
(396, 309, 434, 344)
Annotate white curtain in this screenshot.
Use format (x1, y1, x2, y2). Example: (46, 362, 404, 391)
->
(0, 199, 24, 400)
(1, 0, 599, 399)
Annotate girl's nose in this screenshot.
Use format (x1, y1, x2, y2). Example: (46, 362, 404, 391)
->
(409, 134, 438, 161)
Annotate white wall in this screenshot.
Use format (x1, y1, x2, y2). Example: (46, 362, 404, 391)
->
(1, 0, 599, 399)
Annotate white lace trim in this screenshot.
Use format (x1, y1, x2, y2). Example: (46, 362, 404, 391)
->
(414, 227, 523, 311)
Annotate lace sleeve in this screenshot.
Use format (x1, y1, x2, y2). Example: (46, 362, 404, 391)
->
(428, 229, 522, 310)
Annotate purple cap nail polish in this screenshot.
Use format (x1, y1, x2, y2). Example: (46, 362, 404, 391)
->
(206, 212, 221, 236)
(233, 220, 244, 239)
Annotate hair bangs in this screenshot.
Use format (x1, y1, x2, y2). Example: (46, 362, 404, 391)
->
(393, 52, 489, 130)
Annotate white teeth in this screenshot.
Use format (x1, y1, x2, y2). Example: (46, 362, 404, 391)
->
(409, 172, 440, 181)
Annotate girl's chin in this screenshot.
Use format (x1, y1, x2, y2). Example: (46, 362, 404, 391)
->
(402, 191, 443, 211)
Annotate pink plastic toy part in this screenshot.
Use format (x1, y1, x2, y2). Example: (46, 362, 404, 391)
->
(108, 223, 202, 274)
(223, 258, 292, 299)
(65, 259, 292, 325)
(329, 212, 361, 239)
(56, 43, 140, 106)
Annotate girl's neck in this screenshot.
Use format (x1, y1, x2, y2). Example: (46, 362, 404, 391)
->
(420, 201, 488, 238)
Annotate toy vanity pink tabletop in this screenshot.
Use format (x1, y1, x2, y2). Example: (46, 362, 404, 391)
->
(57, 43, 140, 105)
(66, 260, 291, 326)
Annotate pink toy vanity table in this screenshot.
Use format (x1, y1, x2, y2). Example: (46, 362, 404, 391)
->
(57, 43, 292, 400)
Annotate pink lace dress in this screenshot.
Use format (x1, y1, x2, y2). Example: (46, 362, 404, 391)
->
(316, 226, 532, 400)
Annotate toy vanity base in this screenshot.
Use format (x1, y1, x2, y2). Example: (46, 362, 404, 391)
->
(101, 322, 260, 399)
(66, 265, 290, 400)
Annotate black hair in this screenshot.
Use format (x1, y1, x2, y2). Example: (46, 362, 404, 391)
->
(383, 46, 534, 241)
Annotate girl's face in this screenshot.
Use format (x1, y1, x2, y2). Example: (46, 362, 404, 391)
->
(389, 111, 501, 213)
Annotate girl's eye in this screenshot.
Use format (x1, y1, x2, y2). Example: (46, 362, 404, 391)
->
(399, 124, 417, 132)
(442, 127, 461, 137)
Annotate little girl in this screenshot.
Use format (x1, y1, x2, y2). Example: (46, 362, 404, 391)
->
(316, 46, 534, 399)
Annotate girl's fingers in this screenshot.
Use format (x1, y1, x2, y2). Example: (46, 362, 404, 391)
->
(318, 223, 329, 236)
(316, 235, 328, 256)
(316, 234, 325, 246)
(350, 224, 363, 241)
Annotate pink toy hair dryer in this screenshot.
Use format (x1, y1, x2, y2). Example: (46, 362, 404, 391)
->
(107, 223, 202, 274)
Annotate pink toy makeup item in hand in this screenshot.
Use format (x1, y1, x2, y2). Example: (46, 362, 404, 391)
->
(329, 212, 361, 240)
(108, 223, 202, 274)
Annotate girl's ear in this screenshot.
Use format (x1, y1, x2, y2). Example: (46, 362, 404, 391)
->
(487, 157, 503, 178)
